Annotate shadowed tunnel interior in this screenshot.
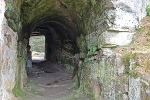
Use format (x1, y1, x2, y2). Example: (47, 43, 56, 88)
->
(18, 1, 97, 90)
(27, 15, 81, 81)
(18, 2, 103, 92)
(24, 15, 82, 99)
(31, 19, 79, 63)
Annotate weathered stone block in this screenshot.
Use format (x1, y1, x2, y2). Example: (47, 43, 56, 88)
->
(100, 30, 135, 46)
(111, 0, 141, 30)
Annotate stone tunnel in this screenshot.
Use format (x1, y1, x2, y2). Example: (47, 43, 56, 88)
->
(1, 0, 150, 100)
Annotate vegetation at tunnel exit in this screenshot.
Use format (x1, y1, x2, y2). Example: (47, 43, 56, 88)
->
(30, 36, 45, 52)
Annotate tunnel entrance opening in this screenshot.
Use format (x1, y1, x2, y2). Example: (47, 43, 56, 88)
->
(30, 35, 45, 61)
(24, 20, 80, 99)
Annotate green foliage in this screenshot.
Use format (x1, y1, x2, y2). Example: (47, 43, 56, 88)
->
(130, 53, 136, 60)
(84, 57, 89, 63)
(85, 45, 98, 63)
(6, 3, 13, 10)
(125, 68, 130, 73)
(116, 92, 121, 100)
(138, 25, 145, 34)
(30, 36, 45, 52)
(87, 45, 98, 58)
(146, 5, 150, 16)
(122, 53, 136, 68)
(12, 82, 24, 97)
(87, 45, 97, 53)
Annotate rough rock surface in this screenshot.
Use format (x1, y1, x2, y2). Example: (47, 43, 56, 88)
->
(78, 0, 150, 100)
(0, 1, 17, 100)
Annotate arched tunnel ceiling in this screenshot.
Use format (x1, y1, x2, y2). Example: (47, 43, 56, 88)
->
(22, 0, 86, 24)
(32, 19, 75, 39)
(18, 0, 103, 61)
(21, 0, 102, 38)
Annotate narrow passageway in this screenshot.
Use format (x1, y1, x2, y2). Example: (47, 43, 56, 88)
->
(23, 13, 80, 99)
(23, 57, 75, 100)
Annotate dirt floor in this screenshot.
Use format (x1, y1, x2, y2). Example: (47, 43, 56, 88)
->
(22, 57, 76, 100)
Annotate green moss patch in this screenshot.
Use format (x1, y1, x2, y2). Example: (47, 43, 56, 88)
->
(122, 53, 136, 68)
(12, 82, 24, 97)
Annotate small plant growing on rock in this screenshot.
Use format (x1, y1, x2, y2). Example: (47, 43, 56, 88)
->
(116, 91, 121, 100)
(146, 5, 150, 16)
(87, 45, 97, 56)
(138, 25, 145, 34)
(88, 45, 97, 52)
(125, 68, 130, 73)
(122, 53, 136, 73)
(84, 57, 89, 63)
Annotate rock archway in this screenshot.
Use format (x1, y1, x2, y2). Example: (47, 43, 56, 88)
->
(1, 0, 150, 100)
